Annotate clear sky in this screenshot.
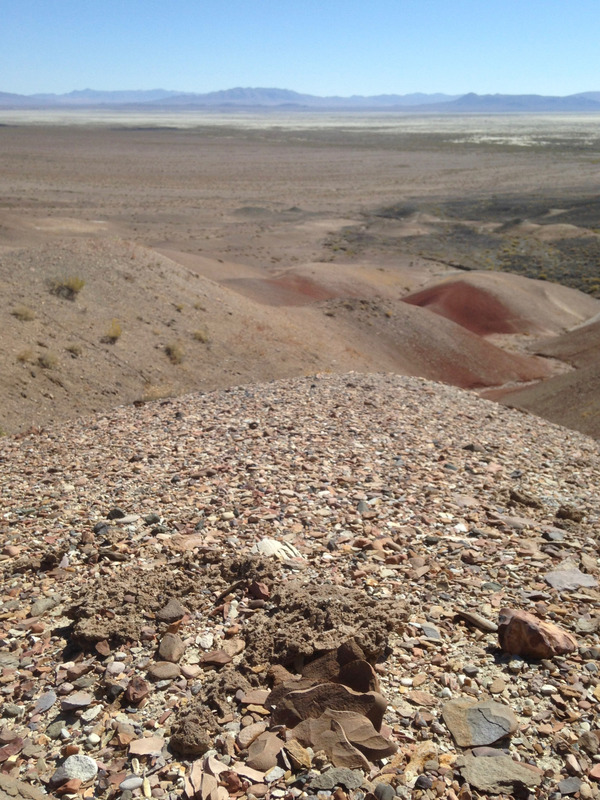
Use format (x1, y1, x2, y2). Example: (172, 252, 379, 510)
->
(1, 0, 598, 97)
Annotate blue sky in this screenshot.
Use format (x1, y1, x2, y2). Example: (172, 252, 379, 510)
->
(2, 0, 598, 96)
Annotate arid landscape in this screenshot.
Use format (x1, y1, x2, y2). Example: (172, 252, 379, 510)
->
(1, 113, 600, 800)
(1, 113, 600, 438)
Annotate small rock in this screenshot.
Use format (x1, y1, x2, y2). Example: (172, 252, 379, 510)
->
(60, 691, 93, 711)
(459, 752, 542, 793)
(120, 776, 144, 791)
(158, 632, 185, 662)
(545, 567, 597, 592)
(309, 768, 364, 791)
(442, 698, 518, 747)
(147, 662, 181, 680)
(51, 754, 98, 786)
(124, 675, 150, 704)
(374, 782, 396, 800)
(498, 608, 577, 659)
(247, 732, 284, 771)
(155, 598, 187, 623)
(557, 776, 582, 795)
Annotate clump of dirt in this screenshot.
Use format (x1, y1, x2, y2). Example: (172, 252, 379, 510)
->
(66, 555, 275, 647)
(169, 702, 220, 757)
(242, 580, 407, 669)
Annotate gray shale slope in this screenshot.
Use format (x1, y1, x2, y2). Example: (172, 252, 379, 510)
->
(0, 373, 599, 800)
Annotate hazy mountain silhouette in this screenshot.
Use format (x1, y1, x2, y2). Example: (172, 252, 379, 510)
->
(1, 87, 600, 111)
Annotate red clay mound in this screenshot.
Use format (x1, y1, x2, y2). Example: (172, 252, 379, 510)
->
(402, 272, 600, 336)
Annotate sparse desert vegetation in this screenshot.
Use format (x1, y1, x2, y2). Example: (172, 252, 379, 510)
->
(165, 341, 184, 364)
(49, 274, 86, 300)
(0, 118, 599, 438)
(11, 305, 36, 321)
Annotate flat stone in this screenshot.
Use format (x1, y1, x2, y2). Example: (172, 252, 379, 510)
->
(309, 767, 364, 791)
(33, 690, 57, 714)
(545, 567, 597, 591)
(147, 661, 181, 680)
(456, 609, 498, 633)
(498, 608, 578, 659)
(129, 736, 165, 757)
(155, 598, 187, 623)
(60, 691, 93, 711)
(246, 732, 284, 771)
(283, 738, 312, 770)
(158, 632, 185, 662)
(237, 721, 268, 749)
(442, 698, 518, 747)
(0, 773, 48, 800)
(459, 752, 542, 794)
(558, 776, 582, 795)
(321, 710, 397, 760)
(51, 754, 98, 786)
(292, 716, 370, 770)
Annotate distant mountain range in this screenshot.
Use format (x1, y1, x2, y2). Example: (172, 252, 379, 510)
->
(1, 87, 600, 112)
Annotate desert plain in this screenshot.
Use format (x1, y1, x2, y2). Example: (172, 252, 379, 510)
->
(1, 111, 600, 437)
(1, 112, 600, 800)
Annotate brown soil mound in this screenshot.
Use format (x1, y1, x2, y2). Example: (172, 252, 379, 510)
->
(402, 272, 600, 336)
(500, 363, 600, 440)
(531, 316, 600, 368)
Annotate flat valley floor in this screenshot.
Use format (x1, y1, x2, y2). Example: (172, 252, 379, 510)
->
(1, 112, 600, 435)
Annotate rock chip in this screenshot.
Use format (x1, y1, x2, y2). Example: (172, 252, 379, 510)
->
(60, 691, 93, 711)
(51, 754, 98, 786)
(124, 675, 150, 705)
(498, 608, 577, 659)
(442, 698, 518, 747)
(545, 567, 598, 591)
(246, 732, 284, 771)
(292, 716, 370, 770)
(158, 632, 185, 662)
(308, 767, 365, 790)
(0, 774, 48, 800)
(155, 597, 187, 623)
(147, 661, 181, 680)
(459, 752, 542, 794)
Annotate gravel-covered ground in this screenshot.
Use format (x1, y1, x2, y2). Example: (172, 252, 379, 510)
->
(1, 373, 599, 800)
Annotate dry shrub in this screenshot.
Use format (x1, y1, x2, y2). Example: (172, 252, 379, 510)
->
(17, 349, 34, 363)
(165, 342, 184, 364)
(11, 305, 36, 321)
(38, 352, 58, 369)
(101, 319, 122, 344)
(50, 275, 85, 300)
(191, 327, 210, 343)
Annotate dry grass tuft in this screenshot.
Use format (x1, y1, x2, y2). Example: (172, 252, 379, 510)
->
(50, 275, 85, 300)
(165, 342, 184, 364)
(101, 319, 122, 344)
(11, 305, 36, 321)
(38, 352, 59, 369)
(191, 327, 210, 343)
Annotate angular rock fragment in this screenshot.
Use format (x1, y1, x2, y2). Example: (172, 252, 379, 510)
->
(296, 710, 396, 761)
(545, 567, 598, 591)
(459, 751, 542, 794)
(156, 597, 187, 623)
(272, 682, 387, 731)
(498, 608, 577, 659)
(158, 632, 185, 662)
(246, 732, 284, 771)
(442, 698, 518, 747)
(293, 716, 370, 770)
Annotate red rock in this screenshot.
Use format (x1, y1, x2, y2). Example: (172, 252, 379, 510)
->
(589, 763, 600, 781)
(272, 683, 387, 731)
(246, 732, 284, 771)
(498, 608, 577, 659)
(124, 675, 151, 704)
(55, 778, 83, 796)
